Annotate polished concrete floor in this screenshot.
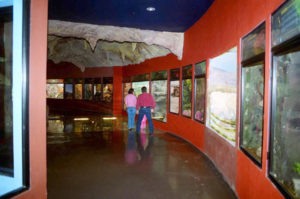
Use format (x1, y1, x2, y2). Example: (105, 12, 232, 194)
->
(47, 114, 237, 199)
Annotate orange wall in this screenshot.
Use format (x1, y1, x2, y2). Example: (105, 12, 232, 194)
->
(122, 0, 286, 198)
(16, 0, 48, 198)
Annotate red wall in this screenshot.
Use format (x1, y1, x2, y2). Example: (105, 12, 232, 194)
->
(47, 61, 121, 115)
(16, 0, 48, 198)
(122, 0, 286, 198)
(47, 60, 113, 78)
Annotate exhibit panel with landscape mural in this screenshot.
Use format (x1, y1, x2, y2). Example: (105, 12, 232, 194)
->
(151, 70, 168, 122)
(207, 47, 237, 145)
(46, 79, 64, 99)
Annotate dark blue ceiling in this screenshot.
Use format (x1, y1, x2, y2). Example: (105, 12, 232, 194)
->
(48, 0, 214, 32)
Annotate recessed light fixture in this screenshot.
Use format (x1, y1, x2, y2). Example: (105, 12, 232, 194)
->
(103, 117, 117, 120)
(74, 118, 90, 121)
(146, 7, 156, 12)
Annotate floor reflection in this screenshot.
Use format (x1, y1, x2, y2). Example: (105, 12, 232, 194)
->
(47, 113, 236, 199)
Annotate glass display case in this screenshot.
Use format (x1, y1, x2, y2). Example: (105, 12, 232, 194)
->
(64, 79, 73, 99)
(169, 68, 180, 114)
(151, 70, 168, 122)
(182, 65, 192, 117)
(93, 78, 102, 101)
(84, 78, 93, 100)
(207, 47, 237, 145)
(132, 74, 150, 97)
(194, 61, 206, 123)
(103, 77, 113, 103)
(46, 79, 64, 99)
(241, 23, 265, 165)
(270, 2, 300, 197)
(74, 79, 83, 100)
(123, 81, 132, 110)
(0, 0, 30, 196)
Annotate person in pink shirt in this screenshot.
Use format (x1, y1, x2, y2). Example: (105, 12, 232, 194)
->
(124, 88, 137, 131)
(136, 86, 155, 134)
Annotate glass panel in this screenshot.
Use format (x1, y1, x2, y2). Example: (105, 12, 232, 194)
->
(195, 62, 206, 76)
(182, 65, 192, 79)
(151, 70, 167, 81)
(194, 78, 205, 122)
(207, 47, 237, 145)
(75, 84, 82, 99)
(93, 84, 101, 101)
(46, 84, 64, 99)
(64, 84, 73, 99)
(242, 23, 265, 61)
(272, 0, 300, 47)
(132, 81, 149, 97)
(151, 80, 167, 122)
(0, 6, 13, 176)
(170, 80, 179, 114)
(170, 68, 180, 81)
(103, 84, 113, 103)
(241, 64, 264, 163)
(132, 74, 149, 82)
(84, 84, 93, 100)
(123, 83, 131, 110)
(1, 1, 29, 196)
(182, 79, 192, 117)
(270, 50, 300, 198)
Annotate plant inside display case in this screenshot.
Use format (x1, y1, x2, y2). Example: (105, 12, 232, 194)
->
(294, 163, 300, 197)
(182, 65, 192, 117)
(182, 79, 192, 117)
(270, 50, 300, 199)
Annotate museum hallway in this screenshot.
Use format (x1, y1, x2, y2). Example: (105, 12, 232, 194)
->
(47, 113, 237, 199)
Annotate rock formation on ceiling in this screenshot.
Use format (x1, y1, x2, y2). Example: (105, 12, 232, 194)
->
(48, 35, 170, 71)
(48, 20, 184, 71)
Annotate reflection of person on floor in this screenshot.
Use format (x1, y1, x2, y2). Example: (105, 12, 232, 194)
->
(125, 132, 138, 164)
(136, 86, 155, 134)
(124, 88, 137, 131)
(141, 115, 147, 129)
(136, 129, 154, 168)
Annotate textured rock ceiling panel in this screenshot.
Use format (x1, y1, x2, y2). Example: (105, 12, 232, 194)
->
(48, 36, 170, 71)
(48, 20, 184, 70)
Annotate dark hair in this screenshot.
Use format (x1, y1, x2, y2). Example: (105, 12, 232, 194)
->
(141, 86, 147, 93)
(128, 88, 134, 94)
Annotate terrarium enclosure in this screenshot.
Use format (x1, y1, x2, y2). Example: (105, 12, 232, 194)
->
(151, 70, 168, 122)
(182, 65, 192, 117)
(169, 68, 180, 114)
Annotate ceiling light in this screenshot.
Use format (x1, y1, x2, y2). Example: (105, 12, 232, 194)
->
(74, 118, 90, 121)
(146, 7, 156, 12)
(103, 117, 117, 120)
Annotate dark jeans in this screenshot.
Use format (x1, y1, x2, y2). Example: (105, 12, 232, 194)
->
(136, 107, 153, 133)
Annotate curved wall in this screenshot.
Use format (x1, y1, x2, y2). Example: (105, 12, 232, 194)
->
(122, 0, 286, 198)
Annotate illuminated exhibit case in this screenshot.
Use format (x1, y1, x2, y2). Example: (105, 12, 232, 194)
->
(169, 68, 180, 114)
(151, 70, 168, 122)
(269, 1, 300, 198)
